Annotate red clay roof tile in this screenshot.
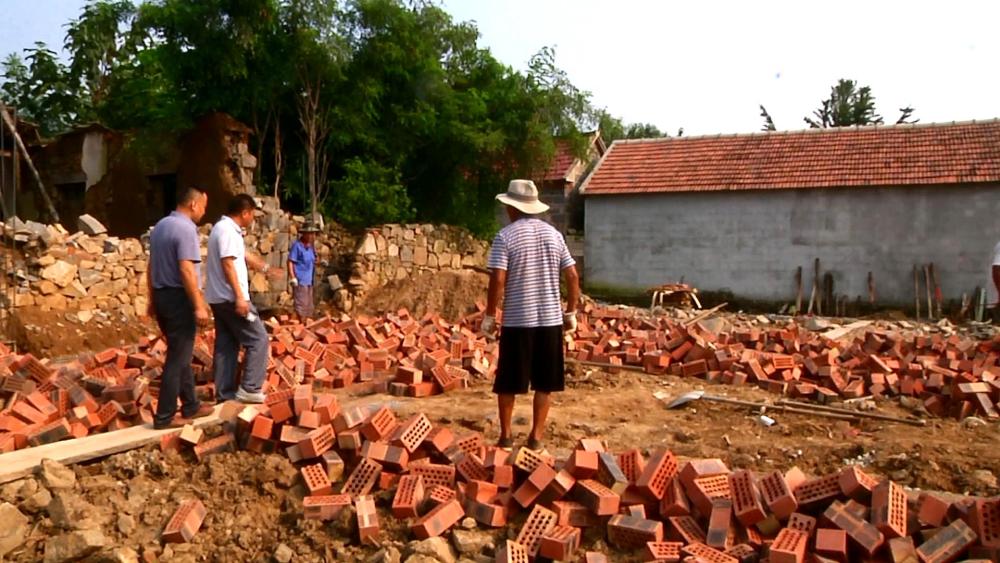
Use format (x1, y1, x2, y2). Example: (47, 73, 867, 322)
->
(580, 120, 1000, 195)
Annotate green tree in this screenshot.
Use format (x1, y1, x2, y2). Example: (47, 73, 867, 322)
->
(330, 157, 413, 228)
(596, 109, 669, 143)
(1, 44, 84, 135)
(760, 79, 918, 131)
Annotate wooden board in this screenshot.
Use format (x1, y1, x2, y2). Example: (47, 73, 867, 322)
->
(0, 404, 225, 485)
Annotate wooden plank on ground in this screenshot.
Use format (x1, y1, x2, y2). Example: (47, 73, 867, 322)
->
(0, 404, 225, 485)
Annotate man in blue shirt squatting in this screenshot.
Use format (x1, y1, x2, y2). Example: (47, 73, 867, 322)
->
(482, 179, 580, 451)
(288, 220, 321, 321)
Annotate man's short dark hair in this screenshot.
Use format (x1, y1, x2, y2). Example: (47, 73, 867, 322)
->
(227, 193, 259, 216)
(177, 186, 206, 206)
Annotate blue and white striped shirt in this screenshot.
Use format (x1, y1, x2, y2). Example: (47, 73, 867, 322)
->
(488, 218, 575, 328)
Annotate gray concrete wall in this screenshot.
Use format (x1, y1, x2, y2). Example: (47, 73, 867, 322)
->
(584, 184, 1000, 304)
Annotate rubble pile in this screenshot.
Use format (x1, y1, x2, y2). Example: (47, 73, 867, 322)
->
(0, 308, 495, 453)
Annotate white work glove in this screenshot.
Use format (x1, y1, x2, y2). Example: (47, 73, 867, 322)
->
(481, 315, 497, 338)
(563, 311, 578, 332)
(289, 277, 299, 287)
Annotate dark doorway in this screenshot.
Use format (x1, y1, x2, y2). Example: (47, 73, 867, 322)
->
(147, 173, 178, 225)
(55, 182, 86, 226)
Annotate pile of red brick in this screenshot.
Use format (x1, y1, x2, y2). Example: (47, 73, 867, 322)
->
(573, 307, 1000, 420)
(0, 309, 493, 453)
(162, 394, 1000, 562)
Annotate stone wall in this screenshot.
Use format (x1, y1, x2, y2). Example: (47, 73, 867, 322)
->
(348, 224, 489, 297)
(1, 200, 487, 322)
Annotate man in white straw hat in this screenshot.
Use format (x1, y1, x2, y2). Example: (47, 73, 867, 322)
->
(483, 179, 580, 450)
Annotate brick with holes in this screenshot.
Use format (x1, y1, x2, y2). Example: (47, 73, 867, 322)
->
(514, 447, 554, 474)
(758, 470, 798, 520)
(668, 515, 707, 545)
(341, 458, 382, 498)
(870, 480, 908, 539)
(786, 512, 817, 534)
(691, 473, 732, 517)
(608, 514, 664, 549)
(574, 479, 620, 516)
(162, 499, 207, 543)
(390, 413, 432, 453)
(333, 405, 370, 432)
(515, 504, 558, 557)
(636, 448, 679, 500)
(681, 541, 738, 563)
(493, 465, 514, 490)
(538, 469, 576, 505)
(795, 473, 842, 507)
(838, 465, 879, 501)
(769, 528, 808, 563)
(410, 462, 456, 489)
(298, 424, 335, 459)
(917, 492, 952, 527)
(823, 501, 884, 557)
(645, 541, 683, 562)
(495, 540, 529, 563)
(192, 433, 234, 462)
(539, 525, 581, 561)
(617, 449, 645, 484)
(467, 480, 499, 504)
(391, 474, 424, 519)
(360, 405, 398, 441)
(915, 518, 977, 563)
(729, 470, 766, 527)
(303, 494, 352, 521)
(972, 498, 1000, 549)
(455, 452, 489, 483)
(725, 543, 757, 563)
(356, 495, 380, 545)
(552, 500, 600, 528)
(426, 484, 457, 506)
(302, 462, 333, 495)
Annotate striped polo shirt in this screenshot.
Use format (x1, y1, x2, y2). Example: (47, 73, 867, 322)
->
(488, 218, 575, 327)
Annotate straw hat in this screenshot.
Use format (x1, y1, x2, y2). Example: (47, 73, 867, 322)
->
(300, 220, 320, 233)
(495, 179, 549, 215)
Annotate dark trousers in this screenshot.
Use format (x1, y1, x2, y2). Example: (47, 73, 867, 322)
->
(152, 288, 202, 426)
(210, 301, 269, 401)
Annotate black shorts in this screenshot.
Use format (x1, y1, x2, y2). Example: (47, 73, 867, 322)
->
(493, 325, 565, 394)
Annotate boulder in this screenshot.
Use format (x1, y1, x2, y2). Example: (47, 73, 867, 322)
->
(77, 214, 108, 236)
(41, 261, 78, 288)
(39, 459, 77, 489)
(43, 529, 107, 563)
(0, 502, 29, 557)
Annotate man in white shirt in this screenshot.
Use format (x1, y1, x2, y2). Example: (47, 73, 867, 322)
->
(988, 241, 1000, 322)
(205, 194, 278, 403)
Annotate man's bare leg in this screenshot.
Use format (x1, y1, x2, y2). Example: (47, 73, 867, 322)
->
(498, 394, 516, 442)
(529, 392, 552, 442)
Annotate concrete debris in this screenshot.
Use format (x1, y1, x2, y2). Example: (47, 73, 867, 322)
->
(39, 459, 77, 490)
(0, 502, 30, 557)
(76, 214, 108, 236)
(42, 529, 107, 563)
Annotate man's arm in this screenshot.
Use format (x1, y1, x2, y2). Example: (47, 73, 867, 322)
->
(178, 260, 210, 327)
(563, 264, 580, 313)
(486, 269, 507, 317)
(221, 257, 249, 316)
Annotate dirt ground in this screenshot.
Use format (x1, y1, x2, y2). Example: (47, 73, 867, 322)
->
(7, 306, 155, 358)
(5, 369, 998, 562)
(357, 270, 488, 322)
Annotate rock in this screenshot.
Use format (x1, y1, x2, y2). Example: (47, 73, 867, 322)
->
(971, 469, 997, 490)
(117, 513, 136, 536)
(78, 269, 103, 288)
(24, 486, 53, 513)
(0, 502, 30, 557)
(273, 543, 294, 563)
(451, 530, 493, 556)
(77, 214, 108, 236)
(43, 529, 107, 563)
(40, 459, 77, 489)
(406, 537, 456, 563)
(41, 260, 78, 288)
(369, 546, 402, 563)
(805, 317, 832, 331)
(328, 275, 343, 291)
(362, 234, 377, 255)
(413, 246, 428, 266)
(90, 546, 140, 563)
(47, 491, 107, 530)
(460, 517, 476, 530)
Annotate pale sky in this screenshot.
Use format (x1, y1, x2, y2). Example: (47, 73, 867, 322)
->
(3, 0, 999, 136)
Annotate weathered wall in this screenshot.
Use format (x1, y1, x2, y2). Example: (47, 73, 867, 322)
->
(584, 184, 1000, 304)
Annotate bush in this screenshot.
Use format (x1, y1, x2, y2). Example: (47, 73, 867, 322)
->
(328, 158, 414, 228)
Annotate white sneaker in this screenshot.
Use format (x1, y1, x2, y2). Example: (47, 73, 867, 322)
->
(235, 388, 266, 404)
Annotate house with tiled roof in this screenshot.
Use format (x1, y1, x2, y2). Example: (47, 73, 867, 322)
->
(579, 119, 1000, 305)
(536, 131, 605, 233)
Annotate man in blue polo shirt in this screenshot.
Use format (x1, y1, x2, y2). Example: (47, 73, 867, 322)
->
(147, 187, 215, 429)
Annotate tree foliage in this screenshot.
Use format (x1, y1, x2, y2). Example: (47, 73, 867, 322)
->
(760, 79, 918, 131)
(0, 0, 646, 236)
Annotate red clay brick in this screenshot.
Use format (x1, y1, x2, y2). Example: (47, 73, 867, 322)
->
(786, 512, 817, 534)
(838, 465, 879, 500)
(574, 479, 620, 516)
(668, 515, 707, 545)
(917, 493, 952, 527)
(823, 500, 884, 557)
(361, 440, 409, 472)
(636, 448, 678, 500)
(706, 499, 733, 550)
(794, 473, 841, 507)
(915, 518, 977, 563)
(390, 413, 432, 453)
(298, 424, 335, 458)
(410, 462, 456, 489)
(566, 450, 600, 479)
(608, 514, 664, 549)
(597, 451, 630, 494)
(681, 541, 738, 563)
(162, 499, 206, 543)
(496, 540, 530, 563)
(341, 457, 382, 498)
(645, 541, 683, 562)
(467, 499, 507, 527)
(538, 525, 581, 561)
(515, 504, 558, 557)
(691, 473, 732, 517)
(815, 528, 848, 561)
(355, 495, 380, 545)
(303, 494, 351, 520)
(413, 498, 464, 539)
(391, 474, 424, 519)
(871, 480, 908, 539)
(972, 498, 1000, 549)
(888, 536, 919, 563)
(302, 462, 333, 495)
(513, 462, 556, 508)
(360, 405, 398, 441)
(660, 477, 691, 518)
(769, 528, 808, 563)
(729, 469, 766, 527)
